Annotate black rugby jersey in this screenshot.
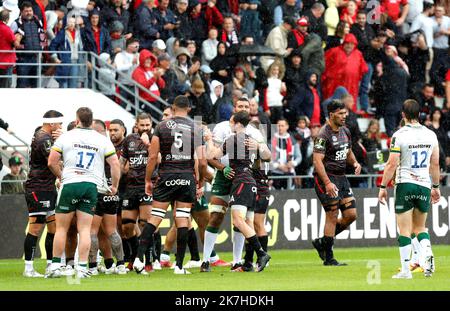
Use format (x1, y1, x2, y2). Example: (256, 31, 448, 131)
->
(223, 133, 257, 184)
(122, 133, 149, 188)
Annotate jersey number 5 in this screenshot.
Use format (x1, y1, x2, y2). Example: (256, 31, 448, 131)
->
(174, 132, 183, 149)
(76, 151, 96, 169)
(411, 150, 428, 169)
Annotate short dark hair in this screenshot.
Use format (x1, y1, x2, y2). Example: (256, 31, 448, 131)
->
(327, 99, 345, 116)
(136, 112, 151, 122)
(76, 107, 93, 127)
(402, 99, 420, 121)
(232, 111, 250, 127)
(423, 83, 434, 89)
(93, 119, 106, 130)
(126, 37, 139, 47)
(423, 1, 434, 11)
(110, 119, 126, 136)
(21, 1, 33, 11)
(173, 95, 190, 109)
(43, 110, 64, 119)
(0, 10, 9, 23)
(67, 121, 77, 131)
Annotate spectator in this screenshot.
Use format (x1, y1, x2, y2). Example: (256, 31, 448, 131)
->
(199, 64, 213, 91)
(295, 118, 320, 188)
(261, 16, 296, 70)
(209, 79, 224, 107)
(0, 0, 20, 27)
(249, 96, 271, 131)
(304, 2, 327, 41)
(287, 16, 309, 51)
(322, 33, 368, 110)
(274, 0, 301, 27)
(351, 11, 376, 112)
(185, 39, 197, 57)
(132, 49, 166, 117)
(201, 27, 218, 65)
(153, 0, 178, 42)
(446, 69, 450, 106)
(287, 70, 321, 129)
(378, 45, 409, 136)
(412, 83, 435, 116)
(239, 0, 262, 43)
(1, 156, 26, 195)
(189, 0, 208, 48)
(399, 31, 428, 94)
(11, 2, 46, 88)
(264, 60, 287, 123)
(188, 79, 213, 122)
(114, 37, 140, 109)
(152, 39, 166, 57)
(110, 20, 126, 55)
(158, 52, 186, 103)
(228, 66, 254, 96)
(204, 0, 224, 32)
(321, 85, 349, 120)
(172, 46, 201, 87)
(380, 0, 409, 32)
(410, 2, 435, 50)
(174, 0, 192, 40)
(134, 0, 160, 50)
(97, 52, 116, 99)
(219, 15, 239, 48)
(426, 107, 449, 170)
(49, 16, 84, 88)
(325, 20, 349, 51)
(214, 88, 242, 122)
(210, 41, 233, 85)
(0, 10, 15, 88)
(340, 0, 358, 26)
(299, 30, 325, 76)
(101, 0, 132, 38)
(82, 9, 111, 56)
(166, 36, 180, 61)
(324, 0, 339, 36)
(271, 118, 302, 190)
(431, 5, 450, 96)
(284, 49, 306, 102)
(361, 119, 382, 153)
(403, 0, 423, 34)
(259, 0, 279, 38)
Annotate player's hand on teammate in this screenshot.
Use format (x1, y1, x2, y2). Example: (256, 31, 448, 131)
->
(109, 185, 118, 196)
(52, 129, 63, 140)
(431, 188, 441, 204)
(196, 186, 204, 199)
(353, 162, 362, 175)
(325, 182, 339, 198)
(378, 188, 387, 205)
(223, 166, 235, 180)
(145, 180, 153, 196)
(202, 127, 212, 142)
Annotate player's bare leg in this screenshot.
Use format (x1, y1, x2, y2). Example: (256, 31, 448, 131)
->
(88, 214, 103, 275)
(102, 214, 126, 273)
(335, 197, 357, 236)
(161, 223, 177, 267)
(47, 212, 75, 278)
(75, 210, 94, 277)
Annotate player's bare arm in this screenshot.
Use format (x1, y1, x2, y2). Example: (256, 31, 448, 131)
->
(378, 152, 400, 205)
(313, 152, 338, 197)
(346, 149, 362, 175)
(145, 135, 160, 195)
(48, 150, 62, 179)
(106, 154, 121, 196)
(430, 145, 441, 204)
(120, 157, 129, 174)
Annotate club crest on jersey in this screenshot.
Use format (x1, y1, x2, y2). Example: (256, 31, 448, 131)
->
(129, 141, 135, 148)
(332, 136, 337, 142)
(44, 140, 52, 152)
(315, 138, 326, 150)
(166, 120, 177, 130)
(166, 154, 171, 160)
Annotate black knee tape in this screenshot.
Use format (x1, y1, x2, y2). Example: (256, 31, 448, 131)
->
(122, 218, 136, 225)
(31, 215, 46, 224)
(232, 226, 240, 233)
(323, 204, 339, 213)
(340, 200, 356, 211)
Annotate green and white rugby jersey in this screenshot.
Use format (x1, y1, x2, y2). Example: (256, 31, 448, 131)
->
(390, 123, 438, 189)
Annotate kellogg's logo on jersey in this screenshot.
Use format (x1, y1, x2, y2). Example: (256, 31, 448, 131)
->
(129, 155, 148, 166)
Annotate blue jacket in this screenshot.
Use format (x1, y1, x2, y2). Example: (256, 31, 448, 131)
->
(81, 26, 111, 55)
(134, 5, 160, 50)
(49, 29, 84, 77)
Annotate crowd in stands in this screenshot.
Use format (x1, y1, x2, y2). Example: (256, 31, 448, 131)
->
(0, 0, 449, 190)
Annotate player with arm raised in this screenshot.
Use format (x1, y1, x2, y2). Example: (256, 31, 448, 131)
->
(379, 99, 440, 279)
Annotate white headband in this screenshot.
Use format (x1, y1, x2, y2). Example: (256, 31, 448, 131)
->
(43, 117, 64, 124)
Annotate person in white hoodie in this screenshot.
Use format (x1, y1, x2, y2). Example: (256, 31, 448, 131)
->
(98, 53, 116, 99)
(114, 38, 140, 109)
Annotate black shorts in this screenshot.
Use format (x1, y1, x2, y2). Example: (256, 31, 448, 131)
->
(254, 193, 270, 214)
(122, 188, 152, 211)
(25, 191, 57, 217)
(95, 193, 119, 216)
(314, 174, 353, 209)
(229, 181, 257, 210)
(152, 173, 196, 204)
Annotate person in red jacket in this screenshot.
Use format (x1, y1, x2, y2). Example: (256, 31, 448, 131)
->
(132, 49, 166, 120)
(321, 33, 368, 112)
(0, 10, 16, 88)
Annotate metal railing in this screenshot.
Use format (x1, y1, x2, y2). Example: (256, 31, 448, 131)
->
(0, 50, 170, 122)
(0, 129, 30, 166)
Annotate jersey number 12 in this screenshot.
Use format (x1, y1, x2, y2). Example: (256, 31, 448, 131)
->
(411, 150, 427, 169)
(76, 151, 96, 169)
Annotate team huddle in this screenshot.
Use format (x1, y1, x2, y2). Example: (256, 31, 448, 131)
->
(21, 96, 440, 280)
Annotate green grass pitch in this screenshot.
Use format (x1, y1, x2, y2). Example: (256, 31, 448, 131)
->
(1, 246, 449, 291)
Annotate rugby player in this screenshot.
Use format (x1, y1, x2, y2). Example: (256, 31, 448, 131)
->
(46, 107, 120, 278)
(379, 100, 440, 279)
(120, 113, 155, 272)
(134, 95, 207, 275)
(200, 97, 270, 272)
(312, 100, 361, 266)
(23, 110, 64, 277)
(88, 119, 127, 275)
(205, 111, 271, 272)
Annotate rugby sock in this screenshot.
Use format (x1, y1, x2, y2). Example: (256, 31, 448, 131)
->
(78, 261, 88, 270)
(335, 223, 347, 236)
(137, 224, 156, 262)
(89, 262, 97, 269)
(104, 258, 114, 269)
(24, 233, 38, 265)
(322, 236, 335, 262)
(187, 228, 200, 261)
(203, 227, 219, 263)
(161, 250, 171, 262)
(232, 230, 245, 264)
(258, 235, 268, 252)
(410, 234, 421, 265)
(145, 246, 152, 265)
(45, 233, 54, 261)
(398, 235, 412, 273)
(176, 227, 189, 269)
(154, 232, 162, 261)
(122, 238, 131, 262)
(243, 240, 254, 264)
(247, 235, 265, 257)
(417, 232, 432, 257)
(129, 235, 139, 262)
(67, 257, 75, 268)
(51, 257, 62, 270)
(109, 231, 124, 264)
